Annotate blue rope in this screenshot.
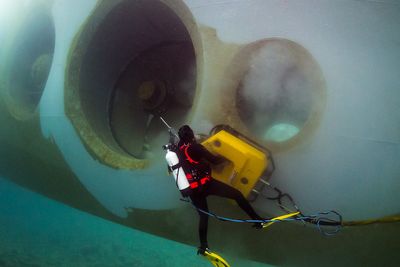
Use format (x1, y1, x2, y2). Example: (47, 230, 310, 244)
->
(182, 198, 342, 236)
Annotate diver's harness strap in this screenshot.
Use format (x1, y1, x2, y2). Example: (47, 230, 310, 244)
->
(170, 163, 180, 171)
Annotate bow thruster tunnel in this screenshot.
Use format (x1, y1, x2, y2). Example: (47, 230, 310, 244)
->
(219, 38, 326, 152)
(65, 0, 202, 169)
(0, 3, 55, 120)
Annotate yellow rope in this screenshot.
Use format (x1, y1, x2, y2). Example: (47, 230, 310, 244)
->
(342, 214, 400, 226)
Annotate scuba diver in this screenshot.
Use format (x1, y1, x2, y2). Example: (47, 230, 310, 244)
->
(163, 122, 343, 266)
(171, 125, 265, 255)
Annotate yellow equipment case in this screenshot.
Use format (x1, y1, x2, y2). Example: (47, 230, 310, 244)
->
(201, 125, 273, 199)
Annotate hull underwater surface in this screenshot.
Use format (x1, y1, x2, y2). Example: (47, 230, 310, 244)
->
(0, 0, 399, 266)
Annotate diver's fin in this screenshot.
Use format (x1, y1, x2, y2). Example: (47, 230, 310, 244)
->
(203, 250, 230, 267)
(263, 211, 300, 229)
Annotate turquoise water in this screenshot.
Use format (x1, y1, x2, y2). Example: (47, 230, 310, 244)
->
(1, 1, 399, 266)
(0, 177, 271, 267)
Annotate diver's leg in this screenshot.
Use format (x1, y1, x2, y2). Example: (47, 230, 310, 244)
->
(207, 179, 262, 220)
(190, 194, 209, 250)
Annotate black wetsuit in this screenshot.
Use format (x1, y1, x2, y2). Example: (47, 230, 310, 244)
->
(180, 141, 263, 249)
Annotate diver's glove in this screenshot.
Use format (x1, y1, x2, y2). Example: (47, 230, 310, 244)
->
(215, 155, 226, 165)
(168, 128, 179, 145)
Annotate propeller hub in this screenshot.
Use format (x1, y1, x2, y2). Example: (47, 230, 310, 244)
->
(137, 80, 168, 112)
(138, 81, 156, 101)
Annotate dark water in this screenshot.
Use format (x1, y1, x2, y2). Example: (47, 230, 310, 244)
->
(0, 177, 270, 267)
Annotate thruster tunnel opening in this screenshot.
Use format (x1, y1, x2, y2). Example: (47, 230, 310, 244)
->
(2, 6, 55, 120)
(66, 0, 198, 166)
(235, 39, 326, 148)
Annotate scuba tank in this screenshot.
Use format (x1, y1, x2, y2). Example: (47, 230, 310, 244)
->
(161, 117, 191, 196)
(164, 144, 190, 191)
